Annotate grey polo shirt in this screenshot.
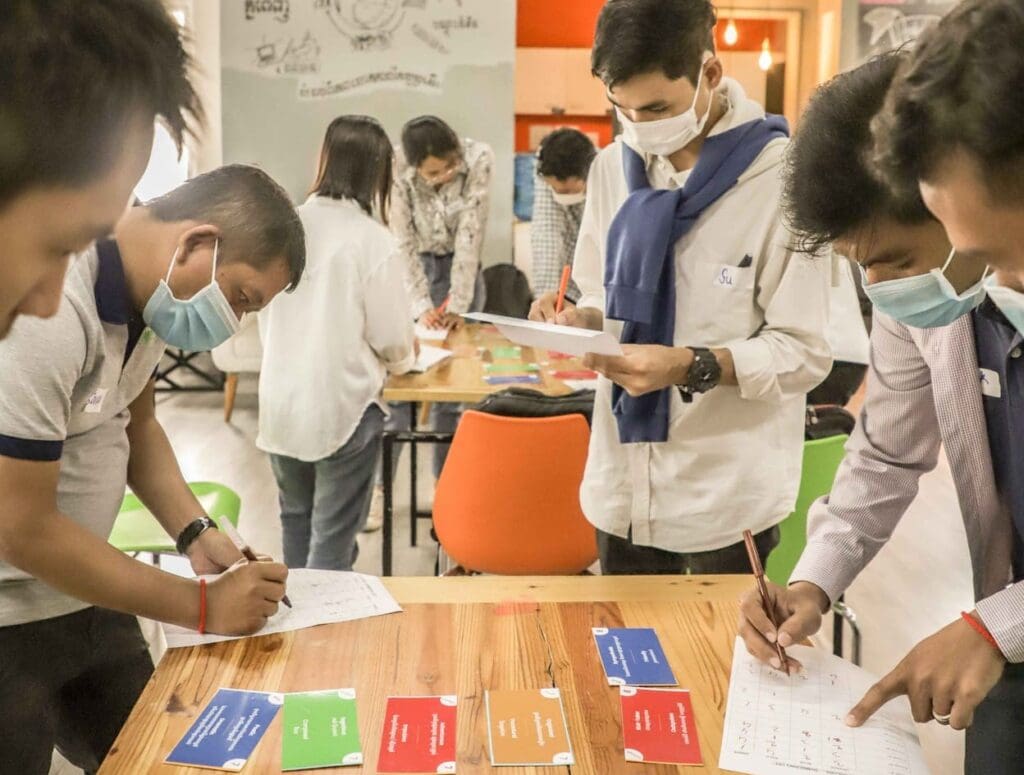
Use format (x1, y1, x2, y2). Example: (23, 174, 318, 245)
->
(0, 239, 168, 626)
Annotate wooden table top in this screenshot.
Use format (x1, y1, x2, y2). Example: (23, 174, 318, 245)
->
(382, 324, 592, 404)
(101, 575, 752, 774)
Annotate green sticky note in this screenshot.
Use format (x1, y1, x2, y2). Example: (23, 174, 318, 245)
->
(484, 362, 539, 374)
(492, 346, 522, 359)
(282, 689, 362, 770)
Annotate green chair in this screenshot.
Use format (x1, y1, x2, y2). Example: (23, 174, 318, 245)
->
(109, 482, 241, 563)
(766, 434, 862, 665)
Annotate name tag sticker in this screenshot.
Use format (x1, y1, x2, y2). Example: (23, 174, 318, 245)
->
(83, 388, 109, 414)
(713, 265, 736, 288)
(980, 368, 1002, 398)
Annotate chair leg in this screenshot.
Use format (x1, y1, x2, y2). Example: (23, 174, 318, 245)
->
(832, 595, 862, 666)
(223, 373, 239, 422)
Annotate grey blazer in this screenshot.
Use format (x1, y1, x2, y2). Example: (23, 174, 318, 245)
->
(792, 310, 1024, 661)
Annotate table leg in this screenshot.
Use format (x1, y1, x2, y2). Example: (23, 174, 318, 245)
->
(382, 433, 395, 577)
(409, 402, 419, 547)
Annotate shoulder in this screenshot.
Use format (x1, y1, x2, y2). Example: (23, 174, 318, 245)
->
(463, 138, 495, 168)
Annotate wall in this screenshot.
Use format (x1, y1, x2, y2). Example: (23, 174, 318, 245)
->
(217, 0, 515, 266)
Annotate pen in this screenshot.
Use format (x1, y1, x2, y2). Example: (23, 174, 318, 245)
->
(555, 265, 571, 316)
(221, 519, 292, 608)
(743, 529, 787, 673)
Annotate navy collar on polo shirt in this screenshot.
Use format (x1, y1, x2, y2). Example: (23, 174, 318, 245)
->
(94, 238, 147, 360)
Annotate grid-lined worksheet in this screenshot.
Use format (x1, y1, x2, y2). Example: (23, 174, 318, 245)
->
(720, 637, 930, 775)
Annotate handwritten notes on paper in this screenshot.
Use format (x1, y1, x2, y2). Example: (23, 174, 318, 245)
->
(163, 570, 401, 649)
(409, 344, 452, 373)
(720, 637, 929, 775)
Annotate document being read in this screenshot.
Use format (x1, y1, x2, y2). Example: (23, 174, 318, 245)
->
(720, 637, 929, 775)
(163, 570, 402, 649)
(463, 312, 623, 357)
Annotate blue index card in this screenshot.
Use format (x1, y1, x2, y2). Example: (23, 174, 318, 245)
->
(166, 688, 283, 771)
(592, 627, 677, 686)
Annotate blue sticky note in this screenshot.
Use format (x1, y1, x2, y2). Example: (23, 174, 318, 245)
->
(166, 688, 283, 771)
(483, 374, 541, 385)
(592, 627, 677, 686)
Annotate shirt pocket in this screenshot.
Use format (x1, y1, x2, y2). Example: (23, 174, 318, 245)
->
(676, 253, 760, 346)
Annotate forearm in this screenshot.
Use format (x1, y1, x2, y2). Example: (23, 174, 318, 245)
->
(126, 416, 204, 539)
(0, 509, 199, 628)
(575, 305, 605, 331)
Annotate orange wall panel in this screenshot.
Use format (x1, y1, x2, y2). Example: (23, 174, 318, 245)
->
(517, 0, 605, 47)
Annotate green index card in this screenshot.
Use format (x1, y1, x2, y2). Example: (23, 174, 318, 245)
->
(282, 689, 362, 770)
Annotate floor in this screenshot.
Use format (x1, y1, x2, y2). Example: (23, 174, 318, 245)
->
(54, 376, 973, 774)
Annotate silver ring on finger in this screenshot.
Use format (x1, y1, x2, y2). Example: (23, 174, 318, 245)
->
(932, 710, 952, 725)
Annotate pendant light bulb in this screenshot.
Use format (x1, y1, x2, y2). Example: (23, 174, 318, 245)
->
(724, 18, 738, 46)
(758, 37, 773, 71)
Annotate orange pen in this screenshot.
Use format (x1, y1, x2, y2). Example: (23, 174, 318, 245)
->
(554, 265, 571, 316)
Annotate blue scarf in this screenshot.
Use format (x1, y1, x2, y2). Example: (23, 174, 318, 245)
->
(604, 115, 789, 443)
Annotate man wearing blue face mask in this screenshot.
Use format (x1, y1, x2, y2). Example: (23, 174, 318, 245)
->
(531, 0, 832, 574)
(0, 164, 305, 770)
(735, 51, 1021, 774)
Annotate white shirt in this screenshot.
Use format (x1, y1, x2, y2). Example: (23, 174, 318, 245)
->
(573, 78, 833, 553)
(257, 196, 415, 462)
(825, 256, 870, 365)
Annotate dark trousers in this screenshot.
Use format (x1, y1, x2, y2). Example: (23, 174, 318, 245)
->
(0, 607, 153, 774)
(965, 662, 1024, 774)
(597, 525, 780, 575)
(807, 360, 867, 407)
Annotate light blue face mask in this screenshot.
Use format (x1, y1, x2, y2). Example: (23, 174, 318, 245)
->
(984, 277, 1024, 336)
(859, 248, 989, 328)
(143, 239, 240, 351)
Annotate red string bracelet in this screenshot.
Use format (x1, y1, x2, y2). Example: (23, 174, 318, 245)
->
(198, 578, 208, 635)
(961, 611, 1000, 651)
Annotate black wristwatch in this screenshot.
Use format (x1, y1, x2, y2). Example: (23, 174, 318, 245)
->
(677, 347, 721, 403)
(175, 516, 218, 556)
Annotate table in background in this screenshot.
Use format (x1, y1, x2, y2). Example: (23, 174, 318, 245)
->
(101, 575, 750, 774)
(379, 324, 592, 575)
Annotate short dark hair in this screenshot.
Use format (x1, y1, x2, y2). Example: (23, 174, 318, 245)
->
(311, 115, 394, 224)
(0, 0, 202, 207)
(784, 51, 931, 256)
(872, 0, 1024, 202)
(146, 165, 305, 292)
(536, 129, 597, 181)
(592, 0, 716, 88)
(401, 116, 461, 169)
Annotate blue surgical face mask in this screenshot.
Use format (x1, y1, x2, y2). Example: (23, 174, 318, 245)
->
(143, 239, 240, 351)
(984, 277, 1024, 336)
(859, 248, 989, 328)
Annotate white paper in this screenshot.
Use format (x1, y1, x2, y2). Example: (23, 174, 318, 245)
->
(720, 637, 929, 775)
(561, 379, 600, 392)
(414, 323, 449, 342)
(408, 344, 452, 373)
(463, 312, 623, 357)
(163, 569, 402, 649)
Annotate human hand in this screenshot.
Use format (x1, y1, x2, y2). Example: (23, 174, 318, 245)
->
(418, 308, 447, 329)
(529, 292, 583, 327)
(583, 345, 694, 397)
(187, 527, 244, 576)
(203, 557, 289, 635)
(738, 580, 829, 673)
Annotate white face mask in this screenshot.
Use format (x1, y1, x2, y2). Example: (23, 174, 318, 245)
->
(551, 190, 586, 207)
(617, 55, 714, 157)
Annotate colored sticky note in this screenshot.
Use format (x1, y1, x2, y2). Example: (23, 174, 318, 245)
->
(483, 374, 541, 385)
(165, 688, 282, 771)
(492, 346, 522, 359)
(484, 362, 539, 374)
(551, 369, 599, 380)
(282, 689, 362, 770)
(377, 696, 457, 773)
(620, 687, 703, 765)
(485, 689, 574, 766)
(592, 627, 677, 686)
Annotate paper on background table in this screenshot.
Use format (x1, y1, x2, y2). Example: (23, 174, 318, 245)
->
(561, 379, 599, 392)
(414, 323, 449, 342)
(463, 312, 623, 357)
(719, 636, 929, 775)
(163, 570, 402, 648)
(408, 344, 452, 373)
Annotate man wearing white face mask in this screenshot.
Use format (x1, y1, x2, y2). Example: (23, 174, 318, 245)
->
(0, 165, 305, 770)
(530, 0, 831, 574)
(530, 128, 597, 300)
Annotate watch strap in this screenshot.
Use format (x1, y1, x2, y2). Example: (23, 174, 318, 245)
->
(176, 516, 218, 556)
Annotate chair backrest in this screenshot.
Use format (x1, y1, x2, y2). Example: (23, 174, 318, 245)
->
(110, 482, 242, 554)
(433, 411, 597, 575)
(482, 263, 533, 319)
(765, 434, 849, 586)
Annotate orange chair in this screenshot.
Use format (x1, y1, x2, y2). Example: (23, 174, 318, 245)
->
(433, 410, 598, 575)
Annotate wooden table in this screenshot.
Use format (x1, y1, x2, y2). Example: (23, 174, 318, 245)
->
(101, 575, 750, 774)
(379, 324, 595, 574)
